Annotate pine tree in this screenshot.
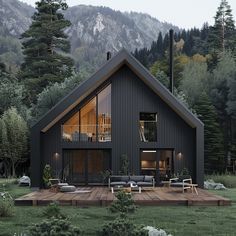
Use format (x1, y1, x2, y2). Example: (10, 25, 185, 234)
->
(208, 0, 236, 53)
(183, 31, 194, 56)
(20, 0, 74, 103)
(194, 92, 225, 173)
(0, 108, 28, 177)
(211, 52, 236, 167)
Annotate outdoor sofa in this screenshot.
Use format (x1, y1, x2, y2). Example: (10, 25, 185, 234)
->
(108, 175, 155, 193)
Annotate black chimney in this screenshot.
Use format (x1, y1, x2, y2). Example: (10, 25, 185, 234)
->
(169, 29, 174, 93)
(107, 51, 111, 61)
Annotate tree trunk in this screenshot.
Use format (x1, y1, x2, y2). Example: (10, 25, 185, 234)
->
(3, 160, 10, 178)
(11, 160, 16, 177)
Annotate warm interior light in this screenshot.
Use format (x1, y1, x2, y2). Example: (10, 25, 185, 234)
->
(159, 160, 166, 169)
(141, 160, 156, 168)
(142, 150, 156, 153)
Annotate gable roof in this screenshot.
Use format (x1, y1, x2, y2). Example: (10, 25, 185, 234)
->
(33, 48, 203, 132)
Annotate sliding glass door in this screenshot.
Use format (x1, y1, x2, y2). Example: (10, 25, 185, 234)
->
(63, 149, 111, 184)
(87, 150, 111, 183)
(140, 149, 174, 184)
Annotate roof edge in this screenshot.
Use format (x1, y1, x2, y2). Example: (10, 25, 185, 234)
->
(32, 48, 203, 132)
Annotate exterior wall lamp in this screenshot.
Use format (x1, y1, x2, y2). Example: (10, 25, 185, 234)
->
(177, 152, 183, 161)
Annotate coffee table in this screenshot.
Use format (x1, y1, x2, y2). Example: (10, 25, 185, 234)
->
(130, 183, 141, 193)
(111, 185, 124, 193)
(111, 183, 141, 193)
(161, 181, 171, 187)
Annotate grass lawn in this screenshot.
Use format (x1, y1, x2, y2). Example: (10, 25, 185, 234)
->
(0, 181, 236, 236)
(209, 188, 236, 202)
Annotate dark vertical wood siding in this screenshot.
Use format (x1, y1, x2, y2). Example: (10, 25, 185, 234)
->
(111, 65, 196, 179)
(42, 123, 62, 178)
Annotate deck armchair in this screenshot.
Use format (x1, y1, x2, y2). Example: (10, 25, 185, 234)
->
(169, 176, 198, 194)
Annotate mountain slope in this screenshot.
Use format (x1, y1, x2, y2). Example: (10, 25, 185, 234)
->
(0, 0, 34, 36)
(0, 1, 179, 73)
(0, 0, 34, 71)
(64, 5, 179, 71)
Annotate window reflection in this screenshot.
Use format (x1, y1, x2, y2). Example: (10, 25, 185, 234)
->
(98, 85, 111, 142)
(62, 111, 79, 141)
(80, 97, 96, 142)
(62, 84, 111, 142)
(139, 113, 157, 142)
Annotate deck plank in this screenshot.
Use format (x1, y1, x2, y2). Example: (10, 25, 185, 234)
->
(15, 187, 231, 207)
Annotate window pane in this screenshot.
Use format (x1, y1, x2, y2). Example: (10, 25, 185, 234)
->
(62, 111, 79, 141)
(98, 84, 111, 142)
(139, 113, 157, 142)
(140, 113, 156, 121)
(140, 150, 156, 176)
(159, 150, 173, 180)
(87, 150, 111, 183)
(80, 97, 97, 142)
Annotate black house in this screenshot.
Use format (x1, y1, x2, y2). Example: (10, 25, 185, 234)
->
(31, 49, 204, 188)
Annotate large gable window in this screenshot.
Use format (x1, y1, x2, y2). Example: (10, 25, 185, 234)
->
(62, 111, 80, 141)
(80, 97, 97, 141)
(98, 85, 111, 142)
(139, 112, 157, 142)
(62, 84, 111, 142)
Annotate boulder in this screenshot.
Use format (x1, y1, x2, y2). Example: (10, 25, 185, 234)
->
(204, 179, 227, 190)
(144, 226, 172, 236)
(18, 175, 31, 186)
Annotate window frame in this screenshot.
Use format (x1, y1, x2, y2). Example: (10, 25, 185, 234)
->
(139, 112, 157, 142)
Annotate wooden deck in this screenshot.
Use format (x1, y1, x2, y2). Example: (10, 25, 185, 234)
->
(15, 187, 231, 207)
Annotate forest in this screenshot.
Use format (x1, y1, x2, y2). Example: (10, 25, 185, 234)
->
(0, 0, 236, 177)
(134, 0, 236, 173)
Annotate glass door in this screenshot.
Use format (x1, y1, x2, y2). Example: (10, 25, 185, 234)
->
(63, 149, 111, 185)
(63, 150, 86, 184)
(87, 150, 111, 184)
(140, 149, 174, 184)
(158, 150, 173, 181)
(140, 150, 157, 177)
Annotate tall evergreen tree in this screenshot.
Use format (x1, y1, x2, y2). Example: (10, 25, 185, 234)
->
(211, 52, 236, 166)
(0, 108, 28, 177)
(156, 32, 164, 59)
(20, 0, 74, 103)
(208, 0, 236, 53)
(194, 93, 225, 173)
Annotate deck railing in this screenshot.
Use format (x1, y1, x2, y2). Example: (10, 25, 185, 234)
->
(62, 124, 111, 142)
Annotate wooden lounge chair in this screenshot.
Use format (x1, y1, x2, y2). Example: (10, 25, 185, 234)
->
(169, 177, 198, 195)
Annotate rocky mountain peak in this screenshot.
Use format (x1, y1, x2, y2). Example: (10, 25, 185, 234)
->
(0, 1, 179, 72)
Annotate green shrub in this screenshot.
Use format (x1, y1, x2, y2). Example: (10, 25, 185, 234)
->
(109, 190, 137, 214)
(27, 218, 81, 236)
(205, 174, 236, 188)
(42, 201, 65, 219)
(120, 154, 129, 175)
(43, 164, 52, 188)
(0, 197, 14, 217)
(100, 170, 112, 184)
(98, 217, 147, 236)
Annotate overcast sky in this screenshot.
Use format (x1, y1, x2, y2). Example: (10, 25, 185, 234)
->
(20, 0, 236, 29)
